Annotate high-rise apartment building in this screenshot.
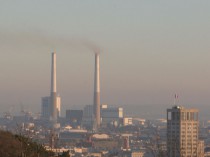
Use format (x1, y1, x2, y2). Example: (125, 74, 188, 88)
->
(167, 106, 203, 157)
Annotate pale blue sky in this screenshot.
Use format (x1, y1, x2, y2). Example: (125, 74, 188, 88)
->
(0, 1, 210, 116)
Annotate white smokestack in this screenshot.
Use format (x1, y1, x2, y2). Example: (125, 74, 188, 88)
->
(51, 52, 57, 124)
(51, 52, 57, 93)
(94, 53, 101, 129)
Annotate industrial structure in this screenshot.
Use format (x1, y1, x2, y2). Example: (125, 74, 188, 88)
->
(93, 53, 101, 130)
(41, 52, 61, 123)
(82, 104, 124, 129)
(41, 96, 61, 119)
(66, 109, 83, 128)
(39, 52, 59, 148)
(50, 52, 58, 124)
(82, 105, 94, 129)
(101, 104, 123, 127)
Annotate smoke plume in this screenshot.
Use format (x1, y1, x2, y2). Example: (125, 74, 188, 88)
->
(0, 30, 102, 54)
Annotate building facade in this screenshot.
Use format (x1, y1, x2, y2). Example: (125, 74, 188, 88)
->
(82, 104, 124, 129)
(66, 109, 83, 128)
(82, 105, 94, 129)
(167, 106, 202, 157)
(123, 117, 133, 126)
(101, 105, 123, 127)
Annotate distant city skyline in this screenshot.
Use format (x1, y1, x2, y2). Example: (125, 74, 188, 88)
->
(0, 1, 210, 118)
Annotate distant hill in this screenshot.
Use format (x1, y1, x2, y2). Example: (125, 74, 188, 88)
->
(0, 130, 54, 157)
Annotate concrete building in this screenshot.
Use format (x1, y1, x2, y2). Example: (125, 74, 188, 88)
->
(41, 96, 61, 119)
(167, 106, 203, 157)
(101, 105, 123, 127)
(132, 118, 145, 126)
(82, 105, 94, 129)
(41, 96, 51, 119)
(131, 151, 144, 157)
(118, 150, 144, 157)
(66, 110, 83, 128)
(123, 117, 133, 126)
(197, 140, 204, 157)
(204, 147, 210, 157)
(82, 104, 124, 129)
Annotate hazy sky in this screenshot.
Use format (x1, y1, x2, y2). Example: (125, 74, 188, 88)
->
(0, 1, 210, 116)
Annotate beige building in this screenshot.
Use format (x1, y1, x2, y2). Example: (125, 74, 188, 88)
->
(131, 151, 144, 157)
(167, 106, 203, 157)
(123, 117, 133, 126)
(118, 150, 144, 157)
(197, 140, 204, 157)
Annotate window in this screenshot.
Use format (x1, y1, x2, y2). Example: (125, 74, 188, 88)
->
(168, 112, 172, 120)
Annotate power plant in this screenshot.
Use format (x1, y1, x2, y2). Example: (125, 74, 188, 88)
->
(41, 51, 101, 133)
(93, 52, 101, 130)
(41, 52, 61, 121)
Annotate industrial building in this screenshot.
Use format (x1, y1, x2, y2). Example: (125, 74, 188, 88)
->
(66, 109, 83, 128)
(41, 96, 61, 119)
(101, 104, 123, 127)
(82, 105, 94, 129)
(41, 52, 61, 123)
(82, 104, 124, 129)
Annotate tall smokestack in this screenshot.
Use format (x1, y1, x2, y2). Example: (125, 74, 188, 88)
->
(94, 53, 101, 130)
(51, 52, 57, 124)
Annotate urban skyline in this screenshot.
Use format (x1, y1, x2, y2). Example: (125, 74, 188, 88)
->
(0, 1, 210, 119)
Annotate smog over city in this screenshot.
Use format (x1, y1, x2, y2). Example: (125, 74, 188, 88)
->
(0, 1, 210, 156)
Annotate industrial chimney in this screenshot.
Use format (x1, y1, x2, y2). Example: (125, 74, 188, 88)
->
(51, 52, 57, 124)
(94, 53, 101, 130)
